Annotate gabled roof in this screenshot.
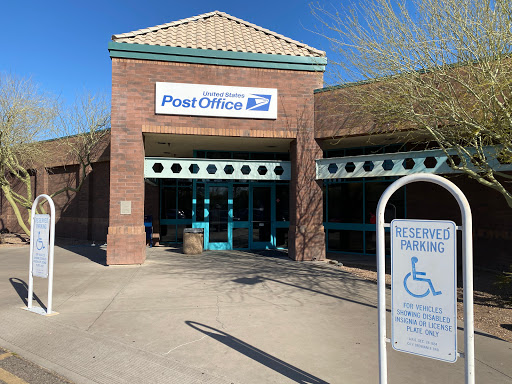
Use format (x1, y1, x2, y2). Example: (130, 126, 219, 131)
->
(112, 11, 325, 58)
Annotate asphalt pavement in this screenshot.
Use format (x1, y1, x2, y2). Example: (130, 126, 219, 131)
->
(0, 244, 510, 383)
(0, 346, 72, 384)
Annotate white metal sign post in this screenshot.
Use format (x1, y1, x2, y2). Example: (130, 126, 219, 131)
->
(376, 174, 474, 384)
(26, 194, 57, 316)
(391, 219, 457, 362)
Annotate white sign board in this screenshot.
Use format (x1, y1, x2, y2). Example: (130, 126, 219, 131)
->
(120, 201, 132, 215)
(32, 214, 50, 278)
(155, 82, 278, 119)
(391, 219, 457, 362)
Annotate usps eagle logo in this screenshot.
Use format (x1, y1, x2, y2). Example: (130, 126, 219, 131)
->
(246, 94, 272, 111)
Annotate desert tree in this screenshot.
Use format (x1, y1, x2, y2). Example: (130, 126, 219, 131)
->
(50, 92, 110, 199)
(0, 74, 110, 236)
(311, 0, 512, 207)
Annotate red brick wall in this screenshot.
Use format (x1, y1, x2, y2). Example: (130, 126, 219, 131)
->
(1, 161, 110, 242)
(289, 134, 326, 261)
(112, 59, 323, 137)
(108, 58, 324, 264)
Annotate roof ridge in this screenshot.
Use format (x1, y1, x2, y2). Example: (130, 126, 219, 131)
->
(112, 10, 325, 57)
(212, 11, 325, 56)
(111, 11, 219, 39)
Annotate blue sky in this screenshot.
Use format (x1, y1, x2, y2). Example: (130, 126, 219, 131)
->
(1, 1, 332, 105)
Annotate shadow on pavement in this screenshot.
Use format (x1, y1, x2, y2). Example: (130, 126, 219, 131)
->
(186, 321, 329, 384)
(9, 278, 47, 311)
(56, 244, 107, 266)
(151, 248, 381, 310)
(236, 275, 383, 310)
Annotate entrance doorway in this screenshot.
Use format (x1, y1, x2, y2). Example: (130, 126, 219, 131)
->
(252, 186, 272, 248)
(203, 183, 286, 250)
(207, 184, 231, 250)
(159, 180, 289, 250)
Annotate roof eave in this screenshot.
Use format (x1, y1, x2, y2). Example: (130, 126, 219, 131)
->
(108, 42, 327, 72)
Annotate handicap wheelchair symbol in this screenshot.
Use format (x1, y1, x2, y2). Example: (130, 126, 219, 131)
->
(403, 257, 442, 298)
(35, 232, 45, 251)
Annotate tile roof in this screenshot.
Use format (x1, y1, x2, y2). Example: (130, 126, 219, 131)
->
(112, 11, 325, 58)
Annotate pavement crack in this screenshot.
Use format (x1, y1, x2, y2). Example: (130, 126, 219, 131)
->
(475, 356, 512, 380)
(215, 295, 225, 329)
(85, 267, 141, 332)
(163, 335, 207, 355)
(56, 272, 102, 308)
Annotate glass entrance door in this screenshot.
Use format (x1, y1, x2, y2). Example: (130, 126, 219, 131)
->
(252, 186, 273, 249)
(196, 182, 288, 251)
(206, 184, 232, 250)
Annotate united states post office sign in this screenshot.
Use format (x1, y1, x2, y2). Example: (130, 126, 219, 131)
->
(155, 82, 278, 119)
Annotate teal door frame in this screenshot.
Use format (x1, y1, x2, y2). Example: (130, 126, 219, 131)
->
(205, 183, 233, 250)
(250, 184, 275, 249)
(189, 180, 289, 251)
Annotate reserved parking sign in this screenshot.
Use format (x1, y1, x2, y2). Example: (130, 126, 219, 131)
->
(391, 219, 457, 363)
(32, 214, 50, 278)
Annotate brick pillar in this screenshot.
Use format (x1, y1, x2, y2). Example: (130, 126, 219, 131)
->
(107, 63, 146, 265)
(288, 129, 325, 261)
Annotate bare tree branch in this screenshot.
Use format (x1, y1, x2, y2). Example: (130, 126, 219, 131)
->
(312, 0, 512, 207)
(1, 74, 110, 235)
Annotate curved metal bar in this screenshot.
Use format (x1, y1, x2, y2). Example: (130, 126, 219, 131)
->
(376, 174, 474, 384)
(28, 194, 56, 315)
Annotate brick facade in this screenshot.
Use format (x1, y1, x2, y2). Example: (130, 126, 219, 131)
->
(0, 136, 110, 242)
(1, 55, 509, 269)
(107, 58, 325, 264)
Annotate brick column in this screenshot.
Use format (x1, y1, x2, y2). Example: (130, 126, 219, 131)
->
(106, 59, 146, 264)
(288, 129, 325, 261)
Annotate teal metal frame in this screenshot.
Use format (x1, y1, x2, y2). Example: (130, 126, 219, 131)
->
(323, 177, 406, 255)
(321, 146, 406, 256)
(205, 183, 232, 250)
(159, 180, 193, 243)
(161, 179, 290, 250)
(251, 184, 275, 249)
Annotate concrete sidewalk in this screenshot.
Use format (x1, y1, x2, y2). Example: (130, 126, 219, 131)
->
(0, 245, 510, 384)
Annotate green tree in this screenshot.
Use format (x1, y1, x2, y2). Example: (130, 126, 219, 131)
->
(311, 0, 512, 207)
